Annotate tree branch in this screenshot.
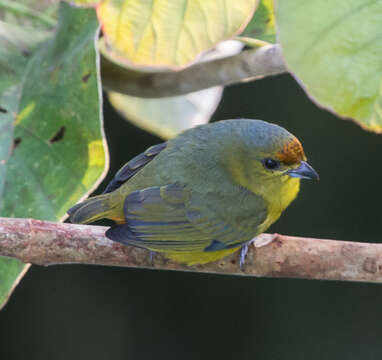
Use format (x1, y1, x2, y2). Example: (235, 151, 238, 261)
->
(101, 44, 287, 98)
(1, 217, 382, 283)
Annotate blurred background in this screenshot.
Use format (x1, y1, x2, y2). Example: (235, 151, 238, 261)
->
(0, 73, 381, 360)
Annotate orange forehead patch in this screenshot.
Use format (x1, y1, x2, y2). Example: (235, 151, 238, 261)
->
(276, 137, 306, 165)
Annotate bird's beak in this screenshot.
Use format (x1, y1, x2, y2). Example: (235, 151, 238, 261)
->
(286, 161, 319, 180)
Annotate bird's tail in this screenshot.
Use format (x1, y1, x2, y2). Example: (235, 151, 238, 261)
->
(68, 194, 112, 224)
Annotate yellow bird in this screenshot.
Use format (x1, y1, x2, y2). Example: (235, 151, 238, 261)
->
(68, 119, 318, 266)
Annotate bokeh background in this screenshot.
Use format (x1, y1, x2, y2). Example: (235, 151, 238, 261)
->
(1, 73, 381, 360)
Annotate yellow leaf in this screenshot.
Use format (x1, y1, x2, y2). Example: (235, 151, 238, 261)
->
(97, 0, 257, 68)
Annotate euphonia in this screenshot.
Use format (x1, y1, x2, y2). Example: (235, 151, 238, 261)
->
(68, 119, 318, 266)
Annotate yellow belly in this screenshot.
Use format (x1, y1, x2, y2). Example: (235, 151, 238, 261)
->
(166, 247, 240, 266)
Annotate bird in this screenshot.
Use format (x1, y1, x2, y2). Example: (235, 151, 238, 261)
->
(68, 119, 318, 266)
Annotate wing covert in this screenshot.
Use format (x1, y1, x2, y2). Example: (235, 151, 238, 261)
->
(105, 184, 249, 253)
(103, 142, 167, 194)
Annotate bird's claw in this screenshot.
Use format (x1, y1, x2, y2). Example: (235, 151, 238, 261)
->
(149, 251, 155, 266)
(239, 240, 254, 270)
(239, 234, 276, 270)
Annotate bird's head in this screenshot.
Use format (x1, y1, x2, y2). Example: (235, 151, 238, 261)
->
(226, 120, 318, 204)
(253, 132, 318, 182)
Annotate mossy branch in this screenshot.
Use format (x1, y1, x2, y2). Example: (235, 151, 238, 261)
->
(0, 217, 381, 283)
(101, 44, 287, 98)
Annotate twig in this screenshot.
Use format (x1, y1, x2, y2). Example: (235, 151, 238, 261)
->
(0, 217, 382, 283)
(101, 44, 287, 98)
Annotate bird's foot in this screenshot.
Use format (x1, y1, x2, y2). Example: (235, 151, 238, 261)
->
(149, 251, 155, 266)
(239, 234, 277, 270)
(239, 240, 253, 271)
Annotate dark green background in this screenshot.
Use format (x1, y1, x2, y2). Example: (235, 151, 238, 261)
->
(1, 74, 381, 359)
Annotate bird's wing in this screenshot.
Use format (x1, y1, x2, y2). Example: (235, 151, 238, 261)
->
(103, 143, 167, 194)
(105, 184, 253, 253)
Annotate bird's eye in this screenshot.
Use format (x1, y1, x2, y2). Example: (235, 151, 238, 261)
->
(263, 158, 280, 170)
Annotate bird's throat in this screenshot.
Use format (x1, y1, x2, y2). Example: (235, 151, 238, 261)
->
(263, 177, 300, 226)
(245, 176, 301, 233)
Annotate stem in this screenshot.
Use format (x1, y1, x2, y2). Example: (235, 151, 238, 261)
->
(0, 217, 381, 283)
(234, 36, 271, 48)
(0, 0, 56, 27)
(101, 44, 287, 98)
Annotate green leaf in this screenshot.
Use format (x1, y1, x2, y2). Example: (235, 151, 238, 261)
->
(0, 21, 43, 199)
(0, 21, 50, 310)
(96, 0, 256, 68)
(0, 259, 29, 310)
(0, 2, 107, 309)
(0, 0, 58, 29)
(0, 91, 13, 201)
(241, 0, 275, 43)
(276, 0, 382, 133)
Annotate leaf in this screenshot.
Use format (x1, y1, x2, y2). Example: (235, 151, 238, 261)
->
(0, 258, 29, 310)
(0, 0, 58, 29)
(276, 0, 382, 133)
(68, 0, 100, 5)
(108, 88, 223, 140)
(240, 0, 275, 43)
(0, 21, 43, 200)
(0, 90, 14, 202)
(106, 40, 243, 139)
(2, 2, 107, 218)
(0, 21, 50, 311)
(0, 2, 107, 309)
(96, 0, 256, 68)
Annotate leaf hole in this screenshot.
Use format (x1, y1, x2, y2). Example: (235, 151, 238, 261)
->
(22, 49, 31, 57)
(49, 126, 66, 143)
(0, 106, 7, 113)
(13, 137, 22, 148)
(82, 72, 91, 83)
